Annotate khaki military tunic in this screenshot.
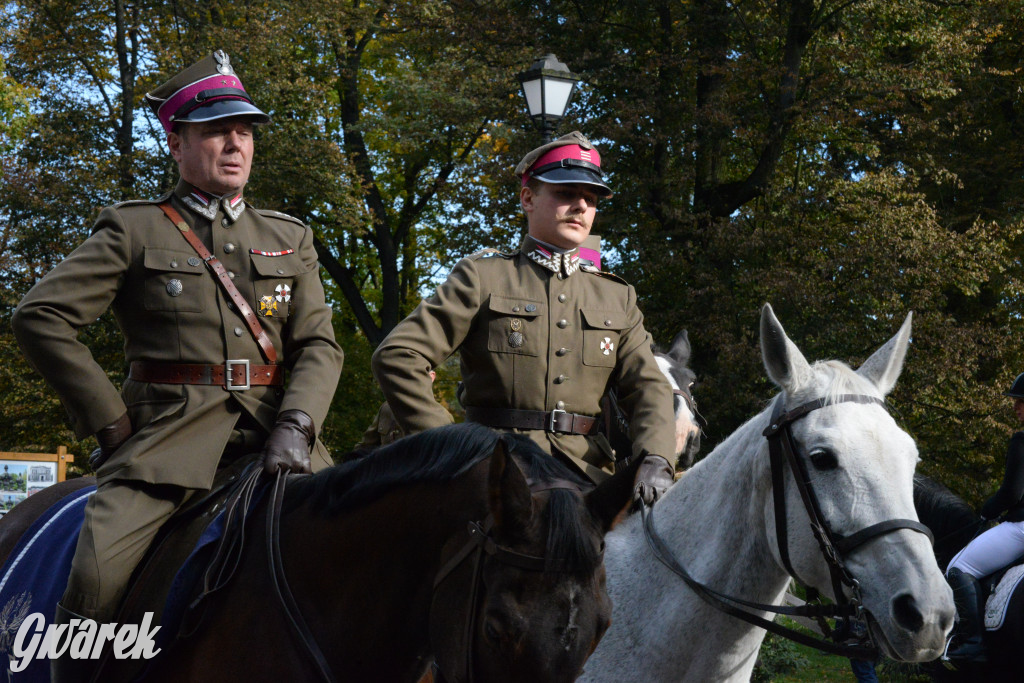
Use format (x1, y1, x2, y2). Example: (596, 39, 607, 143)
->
(13, 180, 343, 490)
(371, 235, 674, 482)
(355, 402, 404, 450)
(12, 179, 343, 619)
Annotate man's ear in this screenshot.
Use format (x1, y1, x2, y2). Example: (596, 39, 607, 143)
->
(167, 132, 183, 163)
(520, 185, 534, 213)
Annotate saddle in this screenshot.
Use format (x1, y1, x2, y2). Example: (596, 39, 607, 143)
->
(98, 455, 266, 681)
(982, 562, 1024, 631)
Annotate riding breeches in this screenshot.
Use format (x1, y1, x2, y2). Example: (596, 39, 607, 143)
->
(946, 519, 1024, 579)
(62, 480, 193, 622)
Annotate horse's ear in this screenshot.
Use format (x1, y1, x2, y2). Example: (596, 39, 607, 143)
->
(585, 453, 645, 533)
(667, 329, 691, 365)
(856, 312, 912, 396)
(488, 437, 533, 539)
(760, 304, 812, 393)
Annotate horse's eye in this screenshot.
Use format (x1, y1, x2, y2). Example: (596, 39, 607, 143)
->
(809, 448, 839, 470)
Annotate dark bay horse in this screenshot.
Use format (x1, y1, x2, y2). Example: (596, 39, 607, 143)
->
(0, 423, 638, 683)
(913, 474, 1021, 683)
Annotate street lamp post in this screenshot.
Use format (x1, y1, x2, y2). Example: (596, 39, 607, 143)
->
(516, 54, 579, 143)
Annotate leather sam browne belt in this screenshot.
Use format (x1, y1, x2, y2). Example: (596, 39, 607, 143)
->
(129, 360, 283, 391)
(465, 407, 599, 436)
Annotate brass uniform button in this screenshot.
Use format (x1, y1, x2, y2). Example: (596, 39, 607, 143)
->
(222, 218, 231, 227)
(557, 319, 568, 329)
(556, 347, 569, 356)
(223, 243, 236, 254)
(558, 294, 567, 303)
(556, 401, 566, 410)
(233, 327, 244, 337)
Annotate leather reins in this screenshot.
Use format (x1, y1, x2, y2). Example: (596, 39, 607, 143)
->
(640, 393, 933, 659)
(429, 479, 589, 683)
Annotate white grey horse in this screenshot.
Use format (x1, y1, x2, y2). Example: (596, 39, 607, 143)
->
(580, 304, 955, 682)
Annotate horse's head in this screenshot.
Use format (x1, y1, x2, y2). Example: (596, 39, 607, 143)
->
(758, 304, 954, 662)
(655, 329, 704, 469)
(431, 436, 639, 683)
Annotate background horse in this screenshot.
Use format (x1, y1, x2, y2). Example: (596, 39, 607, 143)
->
(913, 474, 1022, 682)
(579, 304, 954, 682)
(602, 329, 704, 470)
(0, 423, 639, 683)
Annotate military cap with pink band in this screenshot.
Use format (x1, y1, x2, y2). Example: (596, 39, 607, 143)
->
(514, 131, 612, 198)
(145, 51, 270, 134)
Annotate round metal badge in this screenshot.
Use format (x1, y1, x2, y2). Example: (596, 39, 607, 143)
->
(187, 257, 201, 267)
(166, 279, 183, 297)
(508, 332, 524, 348)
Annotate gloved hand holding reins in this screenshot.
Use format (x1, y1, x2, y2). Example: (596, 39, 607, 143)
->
(262, 409, 315, 475)
(634, 453, 675, 505)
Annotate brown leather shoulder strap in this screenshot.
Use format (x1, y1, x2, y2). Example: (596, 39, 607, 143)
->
(158, 203, 278, 364)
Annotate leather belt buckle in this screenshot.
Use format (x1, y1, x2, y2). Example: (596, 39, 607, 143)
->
(549, 408, 567, 433)
(225, 359, 250, 391)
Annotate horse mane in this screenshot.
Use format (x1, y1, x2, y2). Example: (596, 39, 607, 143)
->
(286, 422, 599, 573)
(912, 473, 979, 568)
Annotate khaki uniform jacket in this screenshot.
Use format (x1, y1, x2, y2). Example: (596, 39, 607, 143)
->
(355, 402, 404, 450)
(12, 180, 343, 489)
(371, 235, 674, 482)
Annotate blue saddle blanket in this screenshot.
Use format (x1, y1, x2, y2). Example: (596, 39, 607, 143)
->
(0, 485, 228, 681)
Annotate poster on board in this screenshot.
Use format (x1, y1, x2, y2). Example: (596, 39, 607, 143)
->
(0, 460, 58, 512)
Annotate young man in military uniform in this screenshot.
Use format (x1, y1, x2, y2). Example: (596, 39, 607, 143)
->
(371, 132, 675, 496)
(12, 51, 343, 677)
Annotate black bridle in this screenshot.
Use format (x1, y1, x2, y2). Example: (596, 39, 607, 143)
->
(641, 393, 933, 659)
(429, 478, 589, 683)
(673, 387, 707, 430)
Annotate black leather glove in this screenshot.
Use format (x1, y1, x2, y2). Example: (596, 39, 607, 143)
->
(634, 454, 675, 505)
(89, 412, 132, 470)
(261, 409, 315, 475)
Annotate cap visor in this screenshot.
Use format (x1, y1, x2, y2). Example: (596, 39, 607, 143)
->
(533, 168, 612, 197)
(177, 99, 271, 125)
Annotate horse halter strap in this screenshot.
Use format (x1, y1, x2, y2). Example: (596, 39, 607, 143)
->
(764, 393, 934, 631)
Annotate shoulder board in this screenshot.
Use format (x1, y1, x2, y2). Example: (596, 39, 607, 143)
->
(580, 263, 628, 285)
(252, 207, 307, 228)
(468, 247, 515, 261)
(111, 191, 173, 209)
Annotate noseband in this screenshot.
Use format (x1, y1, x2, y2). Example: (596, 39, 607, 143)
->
(429, 479, 591, 683)
(641, 393, 933, 659)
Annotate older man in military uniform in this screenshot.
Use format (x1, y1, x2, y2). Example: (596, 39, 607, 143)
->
(12, 51, 342, 675)
(371, 132, 674, 496)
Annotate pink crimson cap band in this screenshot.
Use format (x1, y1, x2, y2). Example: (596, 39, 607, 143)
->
(521, 144, 603, 186)
(157, 73, 252, 133)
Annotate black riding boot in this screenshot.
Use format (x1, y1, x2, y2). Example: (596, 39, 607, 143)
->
(50, 603, 99, 683)
(945, 567, 988, 662)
